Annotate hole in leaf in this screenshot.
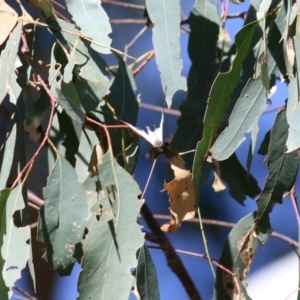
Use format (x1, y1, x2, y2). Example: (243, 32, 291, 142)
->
(82, 228, 89, 240)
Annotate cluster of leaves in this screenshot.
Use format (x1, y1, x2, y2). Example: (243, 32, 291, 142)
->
(0, 0, 299, 299)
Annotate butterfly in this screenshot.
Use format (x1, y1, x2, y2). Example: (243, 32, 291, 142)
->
(124, 113, 172, 157)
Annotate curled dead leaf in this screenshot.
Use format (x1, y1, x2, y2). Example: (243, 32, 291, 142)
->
(237, 229, 256, 279)
(212, 159, 226, 192)
(160, 155, 196, 232)
(88, 144, 105, 177)
(286, 38, 295, 68)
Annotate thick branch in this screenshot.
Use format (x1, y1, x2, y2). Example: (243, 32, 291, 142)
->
(140, 204, 202, 300)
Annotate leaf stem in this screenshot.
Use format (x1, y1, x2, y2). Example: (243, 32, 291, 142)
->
(197, 206, 215, 278)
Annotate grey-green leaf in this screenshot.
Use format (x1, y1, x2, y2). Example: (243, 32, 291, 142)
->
(257, 108, 299, 225)
(187, 0, 220, 97)
(77, 151, 144, 300)
(134, 244, 160, 300)
(38, 153, 88, 275)
(0, 123, 16, 190)
(56, 80, 85, 124)
(65, 0, 112, 54)
(210, 78, 267, 161)
(145, 0, 187, 107)
(1, 186, 31, 298)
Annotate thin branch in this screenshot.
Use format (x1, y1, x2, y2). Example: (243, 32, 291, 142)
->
(102, 0, 145, 10)
(140, 204, 202, 300)
(225, 12, 247, 20)
(150, 214, 299, 247)
(290, 185, 300, 227)
(147, 244, 235, 277)
(28, 191, 44, 208)
(30, 221, 38, 229)
(141, 159, 157, 200)
(132, 50, 155, 76)
(85, 117, 112, 145)
(110, 19, 146, 24)
(12, 33, 57, 189)
(50, 0, 66, 10)
(24, 191, 300, 250)
(124, 26, 147, 62)
(13, 286, 37, 300)
(53, 10, 69, 22)
(137, 102, 283, 118)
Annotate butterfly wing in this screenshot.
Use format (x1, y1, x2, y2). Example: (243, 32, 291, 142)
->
(124, 112, 164, 148)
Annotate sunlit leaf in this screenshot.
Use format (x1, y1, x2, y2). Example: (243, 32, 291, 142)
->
(286, 15, 300, 152)
(0, 2, 18, 46)
(247, 118, 259, 173)
(257, 108, 299, 228)
(210, 78, 267, 161)
(65, 0, 112, 54)
(145, 0, 187, 107)
(0, 22, 21, 104)
(38, 153, 88, 275)
(77, 151, 144, 300)
(1, 186, 31, 299)
(0, 123, 16, 190)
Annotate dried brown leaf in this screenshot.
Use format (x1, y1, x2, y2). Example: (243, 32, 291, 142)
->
(88, 144, 105, 177)
(161, 155, 196, 232)
(212, 159, 226, 192)
(286, 38, 295, 68)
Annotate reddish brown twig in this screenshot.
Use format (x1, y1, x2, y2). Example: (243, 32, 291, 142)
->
(132, 50, 155, 76)
(12, 34, 57, 189)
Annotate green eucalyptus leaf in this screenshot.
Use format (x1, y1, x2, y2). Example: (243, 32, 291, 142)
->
(257, 108, 299, 229)
(57, 111, 82, 167)
(65, 0, 112, 54)
(38, 153, 88, 276)
(77, 151, 144, 300)
(0, 123, 16, 190)
(246, 118, 259, 172)
(219, 153, 261, 205)
(145, 0, 187, 107)
(104, 55, 139, 167)
(56, 80, 85, 124)
(193, 20, 259, 204)
(26, 0, 54, 18)
(187, 0, 220, 97)
(210, 78, 267, 161)
(134, 244, 160, 300)
(0, 22, 22, 104)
